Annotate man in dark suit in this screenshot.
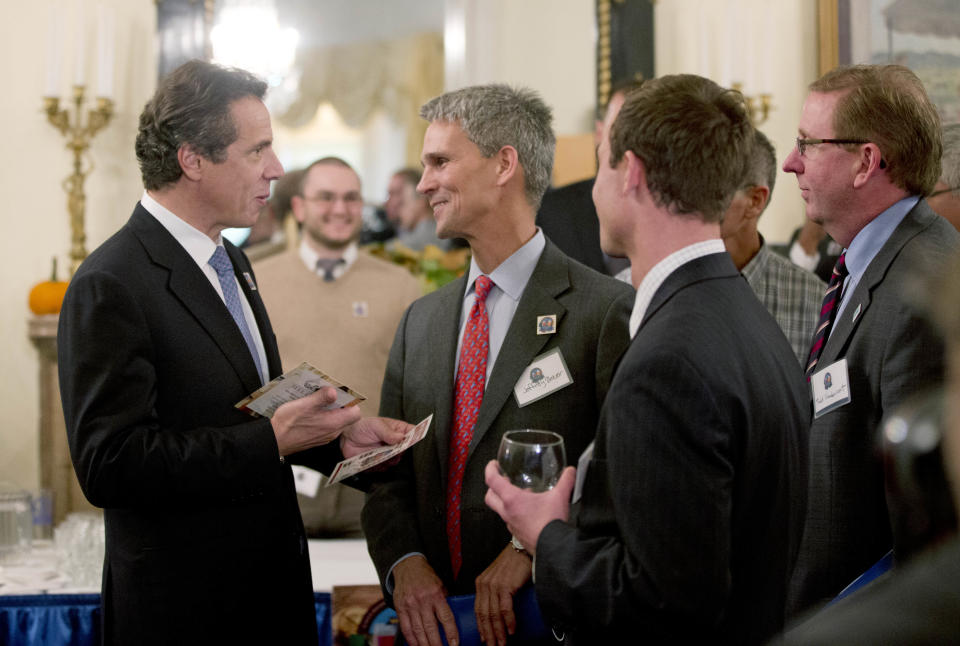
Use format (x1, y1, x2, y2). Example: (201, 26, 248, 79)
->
(535, 81, 641, 276)
(486, 74, 809, 645)
(781, 64, 960, 615)
(57, 60, 408, 645)
(362, 84, 633, 646)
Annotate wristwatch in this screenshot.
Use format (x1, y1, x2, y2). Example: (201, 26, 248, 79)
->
(511, 535, 528, 555)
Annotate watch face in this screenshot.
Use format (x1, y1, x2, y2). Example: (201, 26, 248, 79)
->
(511, 535, 526, 552)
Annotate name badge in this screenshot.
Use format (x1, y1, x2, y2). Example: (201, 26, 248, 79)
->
(513, 348, 574, 408)
(811, 358, 852, 419)
(291, 465, 322, 497)
(571, 441, 594, 504)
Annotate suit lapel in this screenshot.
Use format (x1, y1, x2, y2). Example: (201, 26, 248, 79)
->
(820, 201, 934, 365)
(129, 205, 264, 394)
(467, 242, 570, 459)
(434, 275, 468, 486)
(226, 243, 282, 379)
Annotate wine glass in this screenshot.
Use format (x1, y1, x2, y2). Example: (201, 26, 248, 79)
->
(497, 430, 566, 493)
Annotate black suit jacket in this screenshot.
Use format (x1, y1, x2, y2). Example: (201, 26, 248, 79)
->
(362, 241, 633, 598)
(788, 200, 960, 615)
(535, 252, 810, 645)
(537, 179, 628, 275)
(58, 204, 340, 645)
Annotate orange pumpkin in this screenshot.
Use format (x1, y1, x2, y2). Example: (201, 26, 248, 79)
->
(29, 258, 69, 315)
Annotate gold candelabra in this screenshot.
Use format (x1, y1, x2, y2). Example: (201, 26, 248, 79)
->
(732, 82, 773, 126)
(43, 85, 114, 275)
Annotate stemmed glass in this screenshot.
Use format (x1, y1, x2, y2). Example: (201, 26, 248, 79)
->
(497, 430, 566, 493)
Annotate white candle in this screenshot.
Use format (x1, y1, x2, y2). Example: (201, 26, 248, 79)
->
(44, 8, 65, 97)
(74, 0, 86, 86)
(96, 4, 114, 98)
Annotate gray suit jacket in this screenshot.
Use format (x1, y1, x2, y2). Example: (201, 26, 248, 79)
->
(789, 200, 960, 615)
(362, 240, 633, 597)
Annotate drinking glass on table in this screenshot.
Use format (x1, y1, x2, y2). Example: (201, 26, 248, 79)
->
(497, 430, 566, 493)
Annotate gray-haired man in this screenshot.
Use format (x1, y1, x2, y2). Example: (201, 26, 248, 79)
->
(362, 84, 633, 646)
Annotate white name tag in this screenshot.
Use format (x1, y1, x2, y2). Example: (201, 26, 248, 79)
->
(571, 441, 594, 504)
(291, 465, 322, 498)
(513, 348, 574, 408)
(811, 358, 852, 419)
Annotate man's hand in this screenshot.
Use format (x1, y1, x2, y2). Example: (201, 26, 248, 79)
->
(271, 386, 362, 456)
(393, 555, 459, 646)
(484, 461, 576, 555)
(474, 545, 532, 646)
(340, 416, 411, 458)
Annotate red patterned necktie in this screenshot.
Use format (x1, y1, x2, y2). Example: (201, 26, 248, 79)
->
(805, 251, 848, 378)
(446, 275, 494, 578)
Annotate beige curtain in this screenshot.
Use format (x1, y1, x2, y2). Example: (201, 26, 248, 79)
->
(277, 32, 443, 167)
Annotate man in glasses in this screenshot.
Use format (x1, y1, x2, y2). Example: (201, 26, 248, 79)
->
(782, 64, 960, 616)
(254, 157, 423, 538)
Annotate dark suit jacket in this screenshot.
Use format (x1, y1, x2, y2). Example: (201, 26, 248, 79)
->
(362, 240, 633, 598)
(537, 179, 627, 276)
(534, 252, 810, 645)
(781, 538, 960, 645)
(58, 204, 340, 645)
(788, 200, 960, 615)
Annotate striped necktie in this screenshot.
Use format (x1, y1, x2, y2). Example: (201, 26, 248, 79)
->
(446, 275, 494, 578)
(805, 251, 848, 378)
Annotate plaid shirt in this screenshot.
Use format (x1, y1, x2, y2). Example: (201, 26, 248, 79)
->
(742, 241, 827, 366)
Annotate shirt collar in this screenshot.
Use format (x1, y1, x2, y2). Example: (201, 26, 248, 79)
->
(141, 190, 221, 267)
(298, 238, 358, 277)
(464, 229, 546, 300)
(844, 195, 919, 280)
(629, 239, 726, 338)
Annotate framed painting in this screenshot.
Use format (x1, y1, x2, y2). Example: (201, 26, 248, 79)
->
(819, 0, 960, 123)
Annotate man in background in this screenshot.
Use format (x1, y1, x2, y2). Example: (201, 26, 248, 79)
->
(783, 64, 960, 615)
(57, 60, 408, 645)
(535, 80, 643, 276)
(363, 83, 633, 646)
(255, 157, 422, 537)
(720, 129, 825, 363)
(389, 167, 452, 251)
(486, 74, 809, 645)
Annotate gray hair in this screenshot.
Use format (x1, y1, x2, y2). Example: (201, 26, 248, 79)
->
(940, 123, 960, 197)
(420, 84, 555, 208)
(742, 129, 777, 215)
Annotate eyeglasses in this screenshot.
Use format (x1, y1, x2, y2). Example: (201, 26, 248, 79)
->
(795, 138, 871, 156)
(929, 187, 958, 199)
(302, 191, 363, 206)
(795, 138, 886, 168)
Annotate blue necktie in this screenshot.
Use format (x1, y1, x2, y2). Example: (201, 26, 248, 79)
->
(208, 246, 263, 379)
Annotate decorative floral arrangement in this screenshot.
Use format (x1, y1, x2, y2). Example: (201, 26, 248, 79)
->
(364, 242, 471, 293)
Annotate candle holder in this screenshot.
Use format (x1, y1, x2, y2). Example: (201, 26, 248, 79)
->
(732, 82, 773, 126)
(43, 85, 114, 275)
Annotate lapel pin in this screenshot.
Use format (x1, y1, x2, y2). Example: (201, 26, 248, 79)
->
(536, 314, 557, 335)
(242, 272, 257, 291)
(352, 301, 369, 318)
(852, 303, 862, 322)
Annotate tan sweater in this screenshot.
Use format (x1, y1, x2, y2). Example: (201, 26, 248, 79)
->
(254, 248, 423, 416)
(253, 248, 423, 537)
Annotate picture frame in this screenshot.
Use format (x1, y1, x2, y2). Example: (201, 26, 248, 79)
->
(818, 0, 960, 123)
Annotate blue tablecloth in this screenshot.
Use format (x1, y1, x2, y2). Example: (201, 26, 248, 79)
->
(0, 592, 332, 646)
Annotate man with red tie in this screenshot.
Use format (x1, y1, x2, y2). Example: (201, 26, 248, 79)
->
(362, 84, 633, 646)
